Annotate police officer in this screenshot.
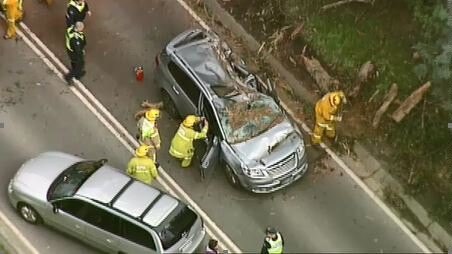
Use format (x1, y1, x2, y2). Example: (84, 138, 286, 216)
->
(65, 21, 86, 85)
(261, 227, 284, 254)
(66, 0, 91, 27)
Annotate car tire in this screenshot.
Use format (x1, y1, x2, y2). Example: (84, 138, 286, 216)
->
(161, 89, 180, 120)
(18, 203, 42, 225)
(224, 163, 241, 189)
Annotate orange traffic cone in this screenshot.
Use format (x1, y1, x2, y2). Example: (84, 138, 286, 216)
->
(134, 66, 144, 82)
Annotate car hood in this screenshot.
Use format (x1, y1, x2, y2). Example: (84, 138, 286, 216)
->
(231, 120, 302, 167)
(13, 151, 82, 201)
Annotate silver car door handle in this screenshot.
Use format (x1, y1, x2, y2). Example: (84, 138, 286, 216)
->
(106, 239, 112, 244)
(75, 224, 81, 229)
(172, 86, 180, 95)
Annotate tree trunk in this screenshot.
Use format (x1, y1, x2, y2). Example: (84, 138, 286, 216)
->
(349, 61, 376, 98)
(372, 83, 398, 128)
(391, 81, 431, 123)
(300, 55, 339, 93)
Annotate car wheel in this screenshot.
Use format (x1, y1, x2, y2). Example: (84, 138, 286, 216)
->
(18, 203, 42, 225)
(161, 89, 180, 120)
(224, 163, 241, 189)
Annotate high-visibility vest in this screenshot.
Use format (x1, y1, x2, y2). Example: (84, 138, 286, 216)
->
(169, 124, 207, 158)
(67, 0, 86, 13)
(127, 156, 158, 184)
(65, 26, 85, 52)
(267, 233, 283, 254)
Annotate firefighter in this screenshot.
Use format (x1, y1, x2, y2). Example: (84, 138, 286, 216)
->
(2, 0, 23, 40)
(137, 108, 161, 162)
(261, 227, 284, 254)
(65, 21, 86, 85)
(311, 90, 347, 145)
(66, 0, 91, 27)
(127, 145, 158, 185)
(169, 115, 209, 168)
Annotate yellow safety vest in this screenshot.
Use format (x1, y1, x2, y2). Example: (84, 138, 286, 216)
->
(169, 124, 208, 158)
(65, 26, 84, 52)
(267, 233, 283, 254)
(67, 0, 85, 12)
(127, 156, 158, 184)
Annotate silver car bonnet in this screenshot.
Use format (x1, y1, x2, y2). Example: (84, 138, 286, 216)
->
(231, 120, 301, 167)
(13, 151, 81, 201)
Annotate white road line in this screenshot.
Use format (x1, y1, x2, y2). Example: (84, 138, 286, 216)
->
(18, 21, 241, 253)
(174, 1, 433, 253)
(0, 210, 40, 254)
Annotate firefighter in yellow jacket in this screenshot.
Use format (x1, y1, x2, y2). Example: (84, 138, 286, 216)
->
(137, 109, 161, 161)
(127, 145, 158, 185)
(311, 91, 347, 145)
(2, 0, 23, 40)
(169, 115, 209, 168)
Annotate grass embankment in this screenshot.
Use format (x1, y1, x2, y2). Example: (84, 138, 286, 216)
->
(221, 0, 451, 230)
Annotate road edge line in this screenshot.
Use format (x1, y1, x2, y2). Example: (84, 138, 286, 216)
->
(175, 0, 433, 253)
(18, 20, 241, 253)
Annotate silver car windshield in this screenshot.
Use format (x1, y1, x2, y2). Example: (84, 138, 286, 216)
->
(154, 204, 197, 250)
(219, 93, 284, 144)
(47, 161, 102, 201)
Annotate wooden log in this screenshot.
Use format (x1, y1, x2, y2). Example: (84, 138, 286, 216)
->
(300, 55, 339, 93)
(350, 61, 376, 98)
(372, 83, 398, 128)
(391, 81, 431, 123)
(321, 0, 374, 12)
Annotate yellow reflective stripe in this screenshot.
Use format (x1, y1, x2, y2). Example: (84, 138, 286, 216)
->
(2, 0, 7, 6)
(326, 126, 334, 131)
(317, 122, 329, 128)
(176, 128, 191, 142)
(68, 0, 85, 12)
(169, 146, 184, 156)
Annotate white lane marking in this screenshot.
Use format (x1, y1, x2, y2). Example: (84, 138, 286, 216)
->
(174, 1, 432, 253)
(18, 21, 241, 253)
(0, 209, 40, 254)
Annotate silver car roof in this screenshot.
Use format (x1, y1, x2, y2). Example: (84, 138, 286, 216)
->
(76, 165, 180, 227)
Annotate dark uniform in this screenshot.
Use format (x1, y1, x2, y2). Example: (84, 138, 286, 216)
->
(66, 0, 89, 27)
(65, 25, 86, 83)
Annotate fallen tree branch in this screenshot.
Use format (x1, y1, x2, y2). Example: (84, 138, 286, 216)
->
(372, 83, 398, 128)
(391, 81, 431, 123)
(321, 0, 374, 12)
(300, 55, 339, 93)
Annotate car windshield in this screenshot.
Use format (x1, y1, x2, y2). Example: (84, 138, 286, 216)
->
(154, 204, 197, 250)
(47, 160, 103, 201)
(218, 93, 284, 144)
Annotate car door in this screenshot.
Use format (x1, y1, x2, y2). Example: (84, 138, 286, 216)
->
(117, 218, 157, 254)
(165, 59, 201, 117)
(76, 201, 121, 253)
(49, 198, 86, 241)
(198, 95, 221, 181)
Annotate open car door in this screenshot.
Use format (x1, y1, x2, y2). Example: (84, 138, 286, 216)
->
(200, 136, 220, 181)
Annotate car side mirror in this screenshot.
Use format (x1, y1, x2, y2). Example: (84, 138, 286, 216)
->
(52, 205, 59, 214)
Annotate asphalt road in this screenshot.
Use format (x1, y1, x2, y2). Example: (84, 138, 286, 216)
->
(0, 0, 423, 253)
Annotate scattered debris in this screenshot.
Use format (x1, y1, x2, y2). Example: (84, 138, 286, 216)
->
(367, 89, 379, 104)
(391, 81, 431, 123)
(134, 101, 163, 120)
(289, 23, 304, 41)
(300, 55, 339, 93)
(372, 83, 398, 128)
(349, 61, 377, 98)
(320, 0, 375, 12)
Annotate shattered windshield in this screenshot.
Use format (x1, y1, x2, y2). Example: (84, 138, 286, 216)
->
(219, 93, 284, 144)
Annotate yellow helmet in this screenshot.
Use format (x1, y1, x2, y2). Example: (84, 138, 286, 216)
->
(183, 115, 198, 128)
(145, 109, 160, 121)
(135, 145, 149, 157)
(329, 91, 347, 107)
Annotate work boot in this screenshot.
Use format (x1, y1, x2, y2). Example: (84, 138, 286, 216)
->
(64, 74, 74, 86)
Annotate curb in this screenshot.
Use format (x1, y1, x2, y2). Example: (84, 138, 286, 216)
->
(192, 0, 451, 252)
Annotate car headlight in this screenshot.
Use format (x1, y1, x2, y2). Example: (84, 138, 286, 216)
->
(242, 163, 265, 178)
(8, 179, 14, 194)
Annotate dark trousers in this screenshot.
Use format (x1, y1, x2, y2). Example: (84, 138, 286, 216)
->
(66, 50, 85, 79)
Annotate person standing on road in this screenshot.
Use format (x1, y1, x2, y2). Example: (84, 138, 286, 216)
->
(137, 108, 161, 162)
(206, 238, 220, 254)
(2, 0, 23, 40)
(261, 227, 284, 254)
(169, 115, 208, 168)
(66, 0, 91, 27)
(311, 90, 347, 145)
(65, 21, 86, 85)
(127, 145, 159, 185)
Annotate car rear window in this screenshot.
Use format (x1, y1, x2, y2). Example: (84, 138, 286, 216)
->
(154, 204, 197, 250)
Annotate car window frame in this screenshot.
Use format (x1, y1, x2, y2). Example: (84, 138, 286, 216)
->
(118, 217, 157, 251)
(199, 95, 223, 140)
(167, 59, 201, 105)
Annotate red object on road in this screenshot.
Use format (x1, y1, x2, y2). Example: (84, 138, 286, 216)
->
(134, 66, 144, 82)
